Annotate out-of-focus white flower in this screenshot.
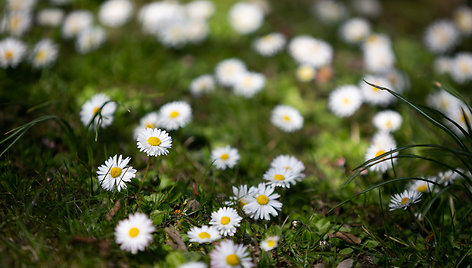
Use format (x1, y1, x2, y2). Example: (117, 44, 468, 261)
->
(253, 32, 286, 57)
(312, 0, 347, 24)
(424, 19, 459, 54)
(339, 17, 371, 44)
(229, 2, 264, 34)
(454, 6, 472, 36)
(37, 8, 64, 27)
(288, 35, 333, 68)
(76, 26, 107, 54)
(99, 0, 133, 28)
(1, 11, 32, 36)
(62, 10, 94, 39)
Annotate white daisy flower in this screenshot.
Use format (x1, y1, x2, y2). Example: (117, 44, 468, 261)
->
(253, 33, 286, 57)
(389, 190, 422, 211)
(133, 112, 160, 139)
(328, 85, 363, 118)
(362, 34, 395, 74)
(37, 8, 64, 27)
(450, 52, 472, 84)
(233, 72, 265, 98)
(433, 56, 453, 75)
(30, 39, 58, 68)
(364, 132, 397, 173)
(187, 225, 221, 243)
(138, 2, 185, 35)
(229, 2, 264, 34)
(312, 0, 347, 25)
(76, 26, 107, 54)
(359, 75, 395, 106)
(211, 145, 240, 170)
(408, 178, 435, 193)
(372, 110, 402, 133)
(99, 0, 133, 28)
(157, 19, 189, 48)
(185, 19, 209, 44)
(158, 101, 192, 131)
(270, 155, 305, 175)
(179, 262, 207, 268)
(79, 93, 116, 129)
(288, 35, 333, 68)
(210, 240, 253, 268)
(186, 0, 215, 20)
(437, 170, 461, 185)
(454, 6, 472, 36)
(136, 128, 172, 157)
(270, 105, 304, 133)
(0, 11, 32, 36)
(225, 184, 257, 207)
(115, 212, 155, 254)
(7, 0, 36, 11)
(0, 37, 27, 68)
(424, 19, 459, 54)
(215, 58, 247, 87)
(352, 0, 382, 18)
(445, 104, 472, 135)
(426, 89, 461, 113)
(339, 17, 371, 44)
(384, 69, 409, 94)
(209, 207, 242, 236)
(62, 10, 94, 39)
(263, 167, 299, 188)
(96, 154, 136, 191)
(260, 236, 279, 251)
(295, 64, 316, 82)
(243, 183, 282, 220)
(190, 74, 215, 96)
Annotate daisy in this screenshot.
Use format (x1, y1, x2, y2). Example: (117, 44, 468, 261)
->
(454, 6, 472, 36)
(229, 2, 264, 34)
(372, 110, 402, 133)
(243, 183, 282, 220)
(364, 132, 397, 173)
(179, 262, 207, 268)
(433, 56, 453, 75)
(133, 112, 160, 139)
(96, 155, 136, 191)
(115, 212, 155, 254)
(363, 41, 395, 74)
(210, 240, 253, 268)
(225, 184, 256, 207)
(359, 75, 395, 106)
(389, 190, 422, 211)
(270, 155, 305, 175)
(7, 0, 36, 11)
(158, 101, 192, 131)
(138, 2, 185, 35)
(215, 58, 247, 87)
(445, 104, 472, 135)
(136, 128, 172, 157)
(190, 74, 215, 96)
(37, 8, 64, 27)
(312, 0, 347, 25)
(187, 225, 221, 243)
(185, 19, 209, 44)
(30, 39, 58, 68)
(426, 89, 461, 113)
(186, 0, 215, 20)
(233, 72, 265, 98)
(99, 0, 133, 27)
(157, 19, 189, 48)
(79, 93, 116, 129)
(263, 167, 298, 188)
(62, 10, 94, 39)
(295, 65, 316, 82)
(0, 37, 27, 68)
(352, 0, 382, 18)
(0, 11, 32, 36)
(328, 85, 363, 118)
(437, 170, 461, 185)
(408, 178, 435, 193)
(423, 19, 459, 54)
(209, 207, 242, 236)
(339, 17, 371, 44)
(253, 33, 286, 57)
(288, 35, 333, 68)
(260, 236, 279, 251)
(384, 69, 409, 94)
(450, 52, 472, 84)
(211, 146, 240, 170)
(76, 26, 107, 54)
(270, 105, 304, 132)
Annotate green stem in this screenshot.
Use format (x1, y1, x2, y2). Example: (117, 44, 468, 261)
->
(137, 158, 152, 208)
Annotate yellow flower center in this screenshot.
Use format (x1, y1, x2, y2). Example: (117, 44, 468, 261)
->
(297, 66, 314, 81)
(342, 98, 350, 104)
(129, 227, 140, 238)
(226, 254, 240, 266)
(417, 185, 427, 192)
(461, 113, 470, 124)
(243, 76, 253, 87)
(169, 111, 179, 118)
(148, 137, 161, 146)
(385, 120, 392, 128)
(257, 195, 269, 205)
(220, 153, 229, 160)
(5, 50, 13, 59)
(110, 167, 122, 178)
(93, 106, 100, 115)
(220, 216, 230, 225)
(401, 197, 410, 205)
(36, 50, 47, 62)
(268, 240, 275, 248)
(10, 16, 20, 30)
(198, 232, 211, 239)
(239, 199, 248, 206)
(274, 174, 284, 181)
(261, 35, 274, 42)
(375, 150, 386, 158)
(371, 85, 380, 92)
(145, 123, 155, 129)
(283, 115, 291, 122)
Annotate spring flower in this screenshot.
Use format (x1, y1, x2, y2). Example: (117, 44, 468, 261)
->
(157, 19, 189, 48)
(133, 112, 160, 139)
(186, 0, 215, 20)
(209, 207, 242, 236)
(97, 155, 136, 191)
(271, 105, 304, 132)
(450, 52, 472, 84)
(30, 39, 58, 68)
(0, 11, 32, 36)
(210, 240, 253, 268)
(0, 37, 27, 68)
(389, 190, 422, 211)
(136, 128, 172, 157)
(359, 75, 395, 106)
(362, 34, 395, 74)
(364, 132, 397, 173)
(372, 110, 402, 133)
(229, 2, 264, 34)
(339, 17, 371, 44)
(7, 0, 36, 11)
(76, 26, 107, 54)
(115, 212, 155, 254)
(179, 262, 207, 268)
(211, 146, 240, 170)
(312, 0, 347, 25)
(233, 72, 265, 98)
(270, 155, 305, 175)
(253, 33, 286, 57)
(225, 184, 257, 207)
(454, 6, 472, 35)
(426, 89, 461, 113)
(190, 74, 216, 96)
(243, 183, 282, 220)
(158, 101, 192, 131)
(433, 56, 453, 75)
(408, 178, 435, 193)
(263, 167, 299, 188)
(79, 93, 116, 129)
(437, 170, 461, 185)
(288, 35, 333, 68)
(445, 104, 472, 135)
(187, 225, 221, 243)
(62, 10, 93, 39)
(352, 0, 382, 18)
(260, 236, 279, 251)
(37, 8, 64, 27)
(328, 85, 363, 118)
(185, 19, 209, 44)
(138, 2, 185, 35)
(215, 58, 247, 87)
(384, 69, 409, 93)
(424, 20, 459, 54)
(295, 65, 316, 82)
(99, 0, 133, 27)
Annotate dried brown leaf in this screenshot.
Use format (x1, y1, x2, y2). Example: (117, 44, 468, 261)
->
(328, 231, 361, 244)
